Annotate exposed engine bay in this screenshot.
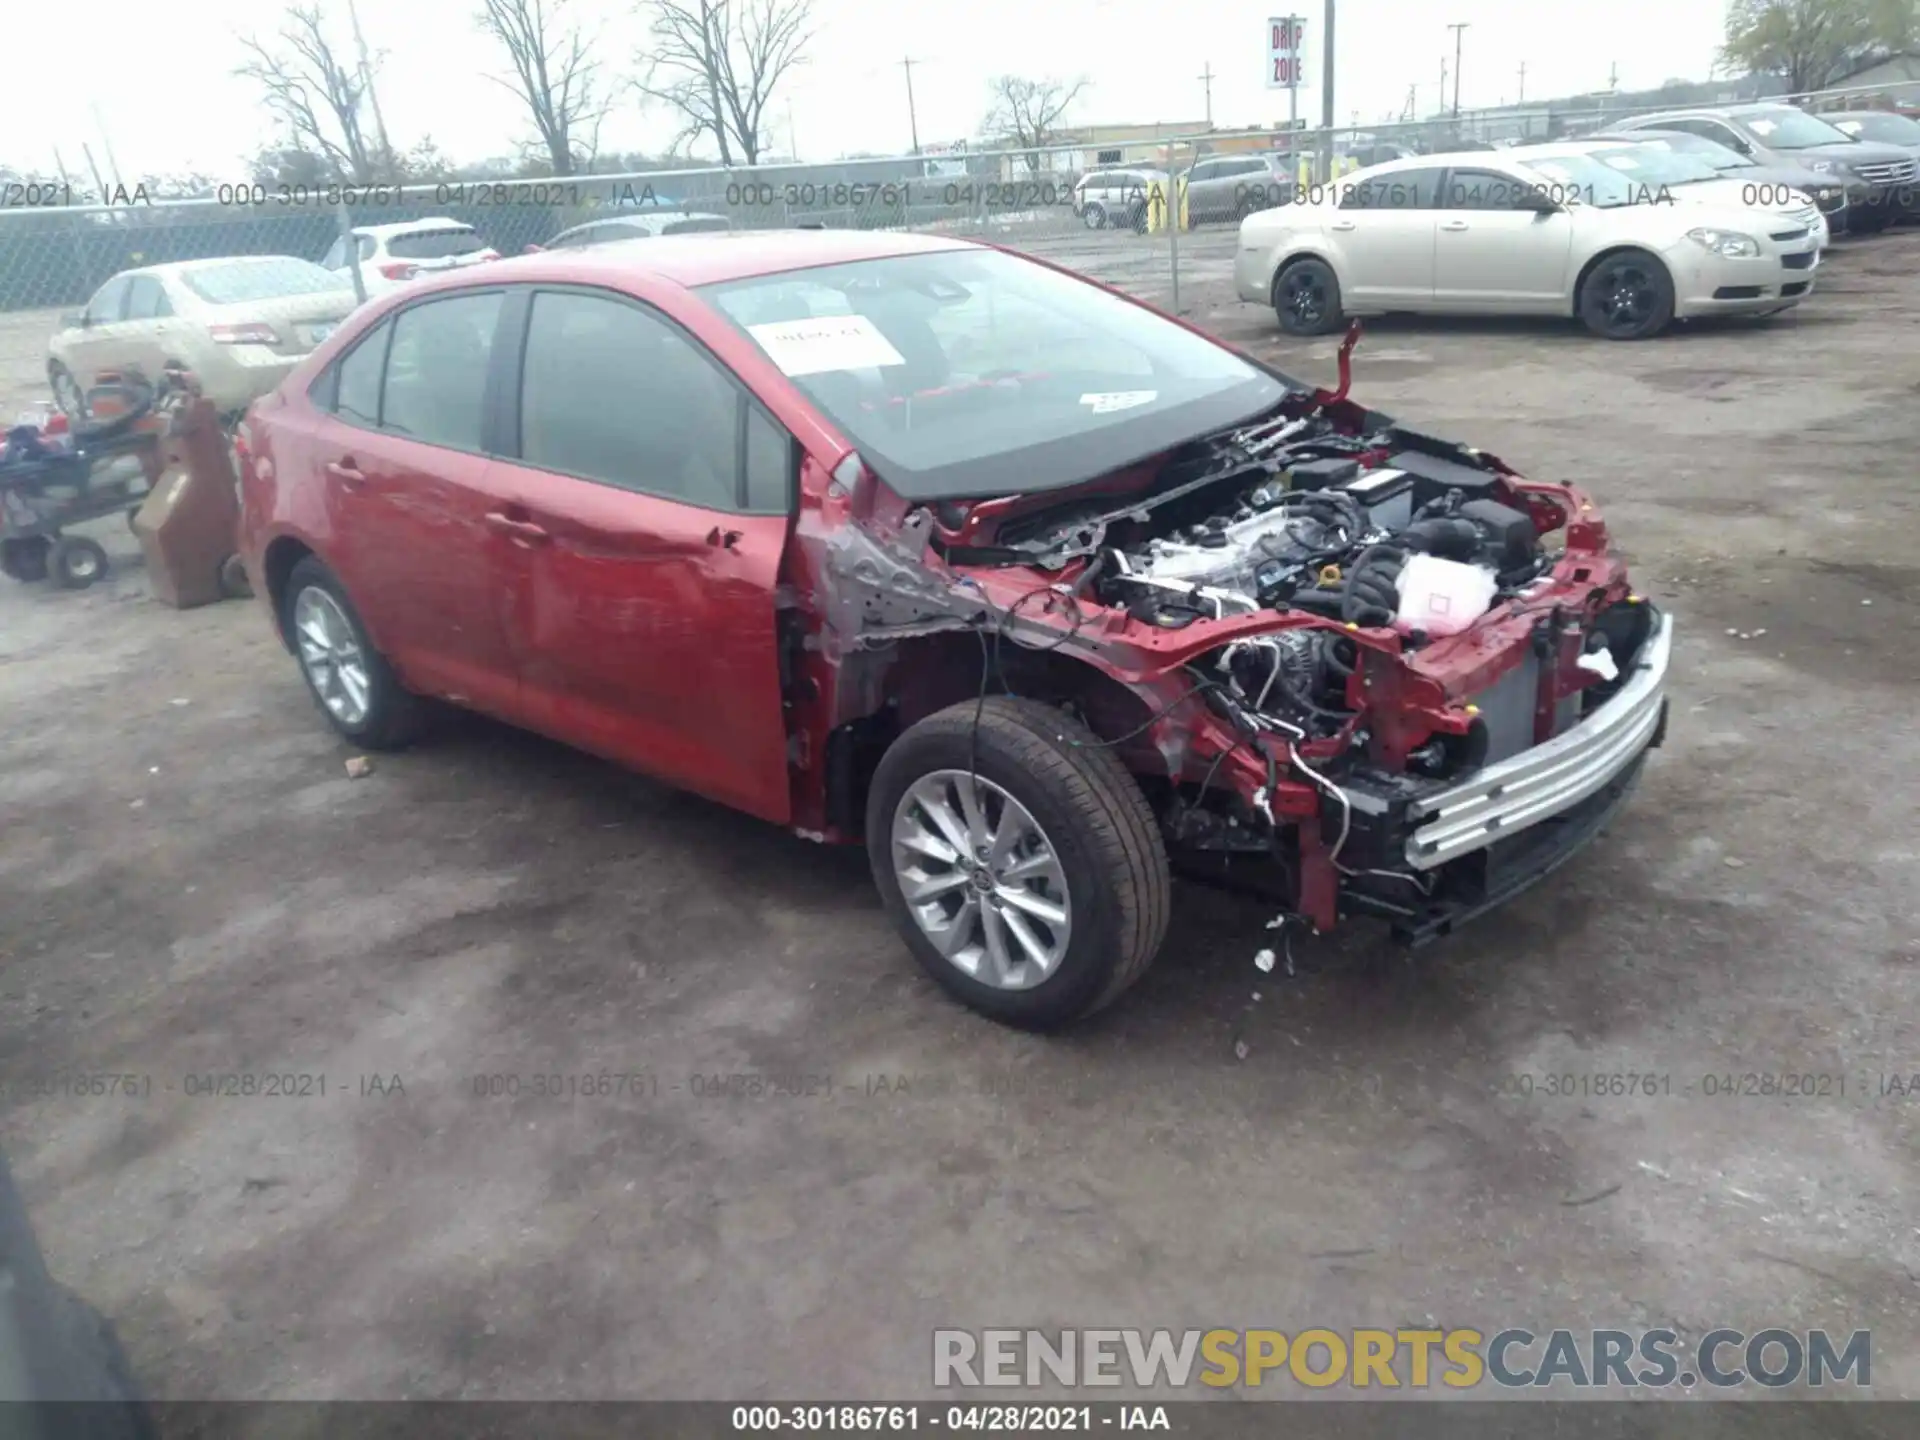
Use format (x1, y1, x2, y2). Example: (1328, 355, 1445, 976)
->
(966, 407, 1555, 737)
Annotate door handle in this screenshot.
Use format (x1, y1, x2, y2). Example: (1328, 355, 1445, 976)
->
(325, 458, 366, 487)
(485, 511, 550, 545)
(706, 526, 743, 550)
(1330, 220, 1356, 231)
(1441, 220, 1469, 231)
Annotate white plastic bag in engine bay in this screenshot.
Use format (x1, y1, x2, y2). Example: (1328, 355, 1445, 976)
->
(1394, 554, 1498, 635)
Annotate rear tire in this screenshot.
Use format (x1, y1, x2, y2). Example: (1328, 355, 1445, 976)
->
(1578, 248, 1675, 339)
(1, 536, 52, 583)
(866, 696, 1171, 1030)
(1272, 257, 1345, 335)
(1082, 204, 1107, 230)
(282, 555, 426, 749)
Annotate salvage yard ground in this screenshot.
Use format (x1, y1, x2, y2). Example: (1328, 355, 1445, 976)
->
(1, 229, 1917, 1401)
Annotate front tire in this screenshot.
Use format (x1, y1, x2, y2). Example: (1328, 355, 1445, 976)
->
(1578, 249, 1675, 339)
(867, 697, 1171, 1030)
(1081, 204, 1106, 230)
(282, 556, 425, 749)
(48, 361, 88, 419)
(1272, 256, 1345, 335)
(1, 536, 52, 583)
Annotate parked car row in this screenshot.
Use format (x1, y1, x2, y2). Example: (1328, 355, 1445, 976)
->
(45, 208, 738, 420)
(1235, 138, 1837, 340)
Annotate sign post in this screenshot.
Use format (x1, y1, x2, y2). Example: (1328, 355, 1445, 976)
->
(1267, 17, 1307, 184)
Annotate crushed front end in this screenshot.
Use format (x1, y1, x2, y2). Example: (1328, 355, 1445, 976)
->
(890, 329, 1673, 943)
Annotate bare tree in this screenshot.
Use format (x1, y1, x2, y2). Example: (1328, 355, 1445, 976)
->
(476, 0, 612, 175)
(636, 0, 814, 166)
(236, 5, 386, 182)
(982, 75, 1088, 172)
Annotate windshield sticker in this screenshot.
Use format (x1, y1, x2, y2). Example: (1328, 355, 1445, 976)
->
(1079, 390, 1158, 414)
(747, 315, 905, 376)
(1748, 118, 1777, 135)
(1601, 154, 1641, 171)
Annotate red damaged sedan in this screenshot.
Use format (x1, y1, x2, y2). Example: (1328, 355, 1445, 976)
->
(237, 230, 1671, 1029)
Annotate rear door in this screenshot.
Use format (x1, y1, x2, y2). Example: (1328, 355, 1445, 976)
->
(113, 275, 183, 379)
(1432, 167, 1575, 309)
(483, 285, 796, 823)
(1329, 166, 1443, 306)
(305, 287, 529, 719)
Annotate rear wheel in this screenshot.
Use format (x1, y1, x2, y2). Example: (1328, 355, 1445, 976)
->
(283, 556, 425, 749)
(1, 536, 51, 583)
(1578, 249, 1675, 339)
(1272, 257, 1345, 335)
(866, 697, 1170, 1030)
(1082, 203, 1107, 230)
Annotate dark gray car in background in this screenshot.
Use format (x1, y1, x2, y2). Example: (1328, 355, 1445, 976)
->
(1584, 128, 1851, 231)
(1818, 107, 1920, 176)
(1610, 104, 1917, 232)
(1183, 153, 1298, 224)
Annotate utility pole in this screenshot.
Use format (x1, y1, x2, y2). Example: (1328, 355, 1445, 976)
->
(1319, 0, 1336, 184)
(1517, 60, 1527, 104)
(1198, 62, 1215, 128)
(787, 99, 799, 160)
(1608, 62, 1619, 91)
(902, 57, 922, 155)
(89, 103, 127, 198)
(345, 0, 394, 173)
(1448, 22, 1469, 117)
(1439, 59, 1448, 118)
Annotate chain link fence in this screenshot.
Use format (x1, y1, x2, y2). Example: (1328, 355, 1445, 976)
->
(1, 77, 1914, 351)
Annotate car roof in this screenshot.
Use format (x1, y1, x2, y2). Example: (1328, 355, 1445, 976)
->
(548, 211, 729, 242)
(457, 226, 976, 288)
(353, 217, 476, 238)
(113, 255, 326, 281)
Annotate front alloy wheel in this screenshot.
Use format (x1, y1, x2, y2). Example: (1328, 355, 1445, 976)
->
(892, 770, 1072, 991)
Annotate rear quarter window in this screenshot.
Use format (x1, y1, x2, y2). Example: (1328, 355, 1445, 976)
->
(386, 229, 486, 260)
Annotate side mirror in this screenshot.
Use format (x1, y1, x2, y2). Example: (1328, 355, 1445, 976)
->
(61, 311, 87, 329)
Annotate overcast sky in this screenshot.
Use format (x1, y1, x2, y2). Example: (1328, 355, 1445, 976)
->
(2, 0, 1731, 178)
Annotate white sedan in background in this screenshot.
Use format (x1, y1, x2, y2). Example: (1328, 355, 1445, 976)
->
(1509, 139, 1829, 251)
(48, 256, 357, 417)
(1235, 149, 1823, 340)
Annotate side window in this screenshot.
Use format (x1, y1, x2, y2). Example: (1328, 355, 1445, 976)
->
(124, 277, 172, 320)
(357, 235, 376, 261)
(1442, 168, 1533, 209)
(1189, 160, 1219, 182)
(331, 318, 391, 425)
(744, 405, 793, 514)
(1340, 167, 1441, 209)
(517, 290, 742, 512)
(380, 292, 504, 450)
(85, 275, 131, 325)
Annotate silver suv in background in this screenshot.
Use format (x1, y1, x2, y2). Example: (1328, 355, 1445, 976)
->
(1072, 168, 1167, 232)
(1184, 154, 1298, 224)
(1610, 104, 1918, 232)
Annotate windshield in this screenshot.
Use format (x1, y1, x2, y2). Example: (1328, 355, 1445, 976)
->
(1614, 131, 1754, 170)
(386, 228, 486, 259)
(1582, 144, 1722, 187)
(1514, 152, 1674, 208)
(1826, 111, 1920, 145)
(1740, 107, 1853, 149)
(179, 257, 352, 304)
(701, 249, 1287, 500)
(663, 216, 732, 235)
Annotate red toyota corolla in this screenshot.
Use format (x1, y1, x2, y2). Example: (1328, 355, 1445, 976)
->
(238, 230, 1670, 1029)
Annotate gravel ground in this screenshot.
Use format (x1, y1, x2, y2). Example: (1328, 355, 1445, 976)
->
(1, 227, 1917, 1403)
